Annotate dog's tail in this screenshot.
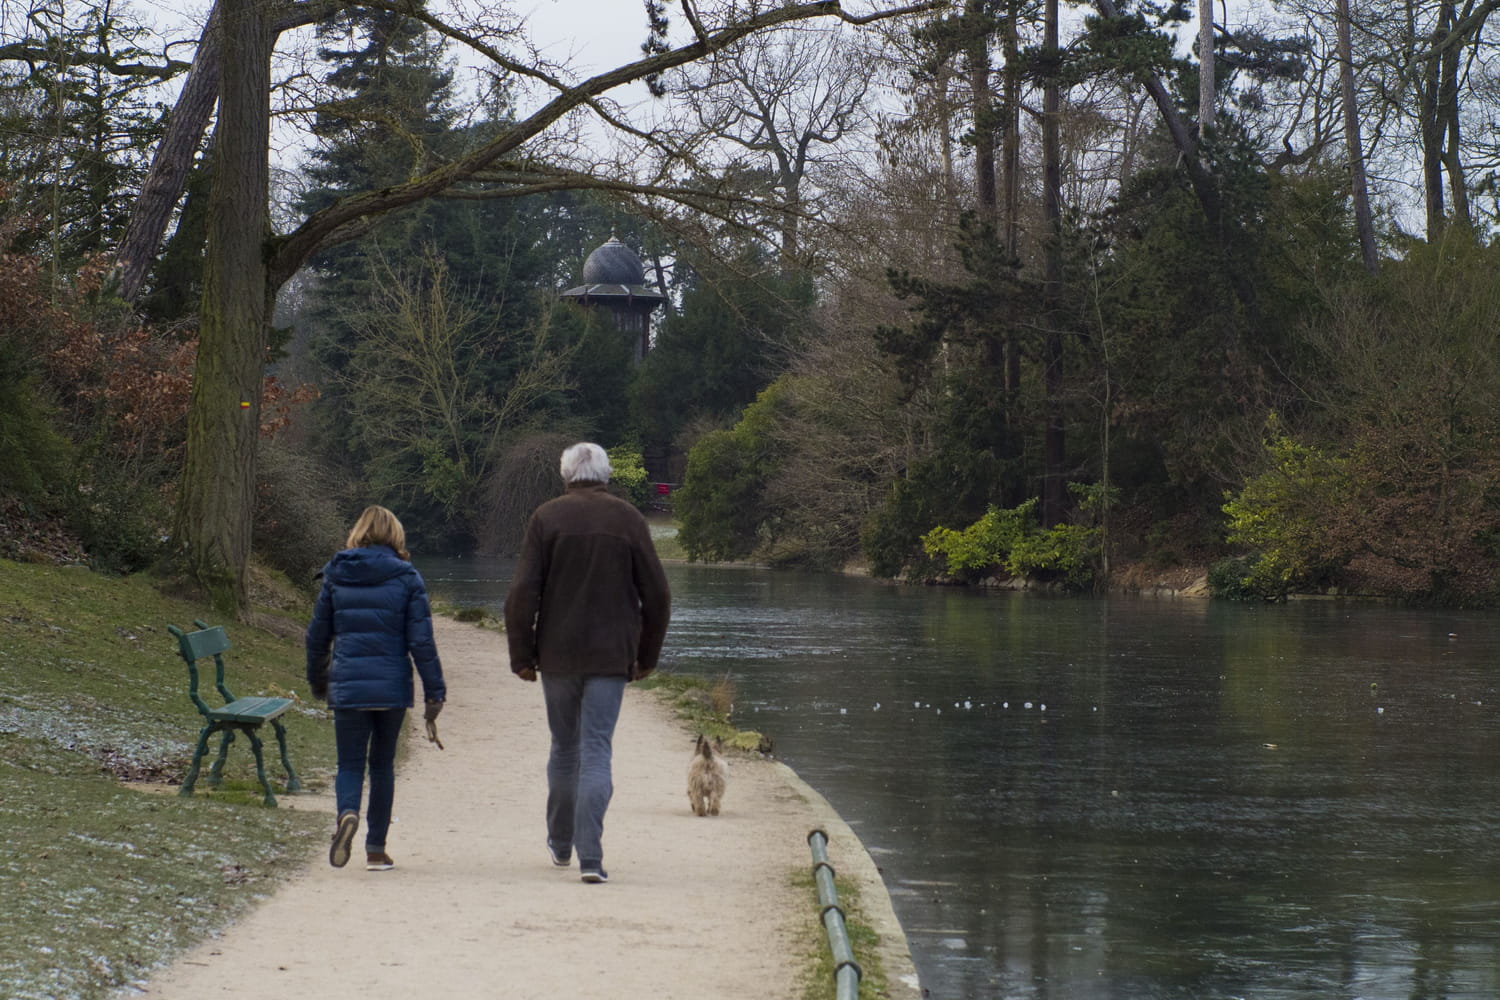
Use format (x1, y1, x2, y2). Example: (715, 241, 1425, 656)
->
(696, 734, 714, 759)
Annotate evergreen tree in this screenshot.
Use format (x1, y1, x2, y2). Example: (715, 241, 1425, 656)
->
(293, 10, 652, 545)
(0, 0, 166, 270)
(631, 244, 814, 454)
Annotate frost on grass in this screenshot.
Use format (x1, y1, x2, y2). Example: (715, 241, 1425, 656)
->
(1, 698, 192, 780)
(0, 763, 321, 1000)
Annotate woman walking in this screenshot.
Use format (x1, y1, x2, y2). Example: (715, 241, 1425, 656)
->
(306, 505, 446, 871)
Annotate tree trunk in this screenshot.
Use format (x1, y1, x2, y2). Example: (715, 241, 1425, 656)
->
(1001, 0, 1021, 394)
(117, 4, 221, 302)
(1336, 0, 1378, 272)
(936, 60, 958, 222)
(1042, 0, 1064, 528)
(1420, 3, 1449, 238)
(170, 0, 271, 614)
(965, 0, 997, 221)
(1438, 11, 1470, 229)
(1198, 0, 1214, 141)
(781, 189, 802, 270)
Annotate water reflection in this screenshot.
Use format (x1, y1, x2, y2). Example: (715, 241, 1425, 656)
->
(419, 556, 1500, 999)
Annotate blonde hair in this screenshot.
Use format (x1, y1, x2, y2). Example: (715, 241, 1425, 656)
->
(345, 505, 409, 560)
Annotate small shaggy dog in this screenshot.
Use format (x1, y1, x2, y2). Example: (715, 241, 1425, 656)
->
(687, 735, 727, 817)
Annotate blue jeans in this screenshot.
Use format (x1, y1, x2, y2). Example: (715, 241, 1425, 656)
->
(542, 674, 627, 866)
(333, 708, 405, 851)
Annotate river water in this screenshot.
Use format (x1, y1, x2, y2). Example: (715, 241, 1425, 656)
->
(419, 556, 1500, 1000)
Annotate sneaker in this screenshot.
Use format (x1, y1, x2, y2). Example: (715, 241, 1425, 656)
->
(579, 864, 608, 884)
(329, 810, 358, 868)
(547, 841, 571, 868)
(366, 851, 395, 871)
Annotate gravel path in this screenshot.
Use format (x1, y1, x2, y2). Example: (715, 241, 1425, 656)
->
(131, 617, 920, 999)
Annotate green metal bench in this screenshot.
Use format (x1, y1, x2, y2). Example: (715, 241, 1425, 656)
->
(168, 620, 301, 807)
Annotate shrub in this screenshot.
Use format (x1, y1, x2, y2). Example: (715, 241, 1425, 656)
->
(921, 495, 1102, 590)
(1222, 424, 1352, 598)
(1207, 555, 1262, 601)
(675, 380, 790, 562)
(921, 501, 1037, 579)
(861, 476, 940, 580)
(606, 445, 651, 511)
(0, 346, 71, 500)
(62, 460, 170, 574)
(1007, 522, 1101, 591)
(0, 250, 75, 500)
(254, 438, 355, 588)
(477, 431, 577, 556)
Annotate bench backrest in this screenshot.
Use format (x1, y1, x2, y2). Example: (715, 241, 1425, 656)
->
(167, 619, 237, 717)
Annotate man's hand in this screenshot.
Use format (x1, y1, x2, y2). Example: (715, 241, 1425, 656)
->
(629, 661, 655, 682)
(516, 665, 538, 682)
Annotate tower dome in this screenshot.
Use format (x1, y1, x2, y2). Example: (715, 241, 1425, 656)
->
(580, 236, 648, 285)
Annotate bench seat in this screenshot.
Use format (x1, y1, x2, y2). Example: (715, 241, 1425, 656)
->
(210, 696, 293, 725)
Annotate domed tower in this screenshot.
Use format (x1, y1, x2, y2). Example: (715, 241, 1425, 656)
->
(559, 236, 667, 362)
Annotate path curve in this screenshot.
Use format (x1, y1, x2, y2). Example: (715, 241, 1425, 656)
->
(130, 618, 921, 999)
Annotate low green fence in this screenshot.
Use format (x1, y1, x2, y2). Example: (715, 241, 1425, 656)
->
(807, 828, 862, 999)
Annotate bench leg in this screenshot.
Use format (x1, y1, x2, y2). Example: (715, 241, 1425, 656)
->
(270, 718, 301, 793)
(207, 729, 235, 787)
(245, 726, 277, 807)
(180, 723, 216, 797)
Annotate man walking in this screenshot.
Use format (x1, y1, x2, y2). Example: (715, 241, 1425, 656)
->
(504, 442, 671, 883)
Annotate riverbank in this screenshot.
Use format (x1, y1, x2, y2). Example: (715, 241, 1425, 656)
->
(126, 617, 922, 1000)
(650, 513, 1214, 599)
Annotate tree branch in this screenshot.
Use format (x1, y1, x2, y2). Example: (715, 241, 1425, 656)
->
(267, 0, 934, 289)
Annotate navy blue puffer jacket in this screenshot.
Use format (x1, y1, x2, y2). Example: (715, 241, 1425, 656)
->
(305, 545, 446, 710)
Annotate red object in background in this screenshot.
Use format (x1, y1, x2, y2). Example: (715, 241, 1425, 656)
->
(655, 483, 672, 495)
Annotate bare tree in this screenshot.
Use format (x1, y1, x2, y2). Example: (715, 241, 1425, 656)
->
(1339, 0, 1497, 238)
(669, 21, 879, 268)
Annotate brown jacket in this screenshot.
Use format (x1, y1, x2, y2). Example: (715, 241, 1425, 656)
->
(503, 481, 671, 677)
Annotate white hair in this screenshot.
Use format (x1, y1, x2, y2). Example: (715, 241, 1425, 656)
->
(560, 442, 612, 483)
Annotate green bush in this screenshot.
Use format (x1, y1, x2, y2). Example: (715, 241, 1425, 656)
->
(1222, 424, 1351, 598)
(606, 445, 651, 511)
(60, 455, 172, 574)
(921, 501, 1037, 579)
(861, 476, 937, 580)
(0, 360, 71, 500)
(1007, 522, 1101, 591)
(1207, 555, 1262, 601)
(675, 428, 758, 561)
(921, 495, 1102, 590)
(675, 381, 789, 561)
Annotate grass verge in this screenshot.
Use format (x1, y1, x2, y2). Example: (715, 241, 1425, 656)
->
(0, 558, 336, 999)
(646, 516, 687, 561)
(634, 670, 771, 752)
